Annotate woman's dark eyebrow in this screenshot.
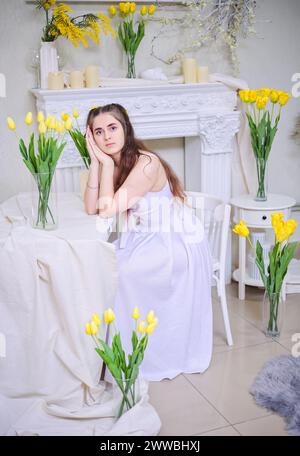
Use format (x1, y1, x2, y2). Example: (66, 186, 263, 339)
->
(94, 123, 117, 132)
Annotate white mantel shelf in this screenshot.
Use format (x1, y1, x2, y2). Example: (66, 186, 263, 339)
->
(31, 82, 240, 203)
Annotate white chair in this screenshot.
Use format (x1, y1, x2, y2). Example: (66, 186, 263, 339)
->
(186, 192, 233, 346)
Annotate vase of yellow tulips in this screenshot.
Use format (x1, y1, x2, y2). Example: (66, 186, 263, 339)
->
(108, 2, 156, 78)
(233, 213, 299, 337)
(85, 306, 158, 419)
(7, 111, 72, 229)
(239, 88, 291, 202)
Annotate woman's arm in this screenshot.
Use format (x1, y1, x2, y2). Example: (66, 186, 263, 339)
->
(84, 161, 102, 215)
(98, 154, 160, 219)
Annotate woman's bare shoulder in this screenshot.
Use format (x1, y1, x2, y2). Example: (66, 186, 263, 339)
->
(138, 151, 160, 164)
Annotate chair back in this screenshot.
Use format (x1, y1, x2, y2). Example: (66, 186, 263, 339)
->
(185, 192, 231, 267)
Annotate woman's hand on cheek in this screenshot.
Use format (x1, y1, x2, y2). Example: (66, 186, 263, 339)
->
(86, 127, 114, 166)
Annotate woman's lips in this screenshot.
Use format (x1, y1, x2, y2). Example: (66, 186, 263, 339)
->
(105, 143, 115, 147)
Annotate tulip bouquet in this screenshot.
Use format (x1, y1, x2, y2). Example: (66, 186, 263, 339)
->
(85, 306, 158, 418)
(239, 88, 291, 201)
(7, 112, 72, 229)
(34, 1, 115, 47)
(233, 213, 299, 336)
(108, 2, 156, 78)
(66, 108, 90, 169)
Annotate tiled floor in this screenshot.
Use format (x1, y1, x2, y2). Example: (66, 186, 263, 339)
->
(148, 283, 300, 436)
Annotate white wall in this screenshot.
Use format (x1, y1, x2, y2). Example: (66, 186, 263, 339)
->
(1, 0, 300, 203)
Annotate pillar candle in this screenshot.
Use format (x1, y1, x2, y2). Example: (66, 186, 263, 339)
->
(70, 70, 84, 89)
(197, 66, 209, 83)
(182, 58, 197, 84)
(48, 71, 64, 90)
(85, 65, 100, 88)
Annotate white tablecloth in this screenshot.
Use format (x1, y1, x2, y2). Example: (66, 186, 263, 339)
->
(0, 193, 161, 436)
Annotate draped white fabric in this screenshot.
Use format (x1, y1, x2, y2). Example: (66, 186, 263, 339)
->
(0, 193, 161, 436)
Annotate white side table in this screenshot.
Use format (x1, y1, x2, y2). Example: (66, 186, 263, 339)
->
(230, 194, 296, 300)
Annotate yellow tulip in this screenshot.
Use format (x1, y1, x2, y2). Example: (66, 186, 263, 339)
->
(258, 88, 271, 98)
(271, 212, 284, 228)
(25, 112, 33, 126)
(73, 108, 79, 118)
(132, 306, 140, 320)
(140, 5, 147, 16)
(38, 121, 47, 135)
(274, 225, 290, 243)
(64, 117, 72, 130)
(148, 4, 156, 15)
(256, 96, 268, 110)
(278, 92, 290, 106)
(109, 6, 117, 16)
(130, 2, 136, 13)
(146, 322, 156, 334)
(49, 117, 57, 130)
(7, 116, 16, 131)
(232, 221, 249, 237)
(61, 112, 70, 122)
(56, 121, 65, 133)
(249, 90, 258, 103)
(270, 89, 279, 104)
(37, 111, 45, 123)
(45, 114, 54, 128)
(137, 320, 146, 334)
(92, 313, 101, 326)
(285, 219, 298, 237)
(104, 308, 115, 324)
(146, 310, 155, 324)
(85, 321, 98, 335)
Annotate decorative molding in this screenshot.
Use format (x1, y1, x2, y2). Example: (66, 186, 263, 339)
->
(31, 82, 239, 203)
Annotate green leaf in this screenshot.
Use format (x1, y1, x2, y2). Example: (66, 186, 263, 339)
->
(255, 240, 267, 288)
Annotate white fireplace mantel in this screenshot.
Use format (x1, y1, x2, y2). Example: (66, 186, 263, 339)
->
(31, 82, 240, 202)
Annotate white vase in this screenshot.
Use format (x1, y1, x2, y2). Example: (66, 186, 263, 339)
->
(40, 41, 58, 89)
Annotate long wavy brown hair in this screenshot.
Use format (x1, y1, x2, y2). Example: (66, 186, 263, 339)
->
(86, 103, 186, 202)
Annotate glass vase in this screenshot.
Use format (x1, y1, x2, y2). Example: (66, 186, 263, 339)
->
(30, 172, 58, 230)
(126, 52, 136, 79)
(262, 291, 285, 338)
(254, 156, 268, 202)
(113, 377, 141, 419)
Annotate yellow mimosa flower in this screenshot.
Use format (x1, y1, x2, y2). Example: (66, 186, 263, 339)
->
(64, 117, 73, 130)
(148, 4, 156, 15)
(7, 116, 16, 131)
(146, 310, 155, 324)
(38, 121, 47, 135)
(25, 112, 33, 126)
(92, 313, 101, 326)
(232, 221, 249, 237)
(137, 320, 146, 334)
(73, 108, 79, 118)
(37, 111, 45, 123)
(104, 308, 115, 324)
(140, 5, 147, 16)
(132, 306, 140, 320)
(109, 6, 117, 16)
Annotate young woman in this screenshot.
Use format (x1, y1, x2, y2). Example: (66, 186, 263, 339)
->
(84, 103, 213, 381)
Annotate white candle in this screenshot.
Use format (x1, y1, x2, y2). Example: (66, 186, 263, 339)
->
(85, 65, 100, 88)
(182, 58, 197, 84)
(48, 71, 64, 90)
(197, 66, 209, 83)
(70, 70, 84, 89)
